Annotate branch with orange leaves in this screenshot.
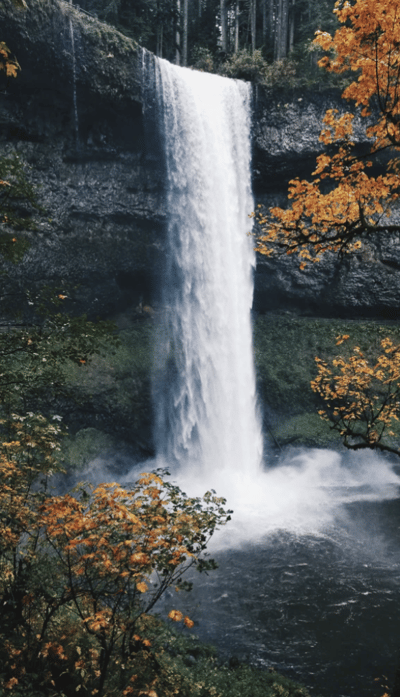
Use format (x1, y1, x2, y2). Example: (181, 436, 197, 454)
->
(0, 469, 231, 697)
(255, 0, 400, 267)
(311, 335, 400, 455)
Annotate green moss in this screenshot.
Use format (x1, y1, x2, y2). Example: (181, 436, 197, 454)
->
(254, 313, 400, 446)
(272, 412, 337, 447)
(60, 427, 117, 470)
(60, 318, 153, 451)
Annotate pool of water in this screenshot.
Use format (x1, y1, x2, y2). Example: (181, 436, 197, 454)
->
(158, 472, 400, 696)
(88, 446, 400, 696)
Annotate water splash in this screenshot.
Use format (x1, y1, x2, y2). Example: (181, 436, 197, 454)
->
(170, 447, 400, 549)
(148, 56, 263, 477)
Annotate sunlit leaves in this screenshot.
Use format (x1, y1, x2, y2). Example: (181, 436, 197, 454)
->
(256, 0, 400, 265)
(311, 336, 400, 453)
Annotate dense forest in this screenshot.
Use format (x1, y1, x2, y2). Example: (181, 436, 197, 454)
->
(72, 0, 339, 80)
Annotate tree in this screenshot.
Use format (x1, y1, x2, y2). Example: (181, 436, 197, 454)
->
(0, 458, 231, 696)
(274, 0, 289, 59)
(311, 334, 400, 455)
(255, 0, 400, 453)
(220, 0, 228, 51)
(256, 0, 400, 267)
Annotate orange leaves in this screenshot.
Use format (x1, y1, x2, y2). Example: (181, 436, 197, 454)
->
(256, 0, 400, 265)
(85, 612, 111, 633)
(0, 43, 20, 79)
(312, 335, 400, 453)
(35, 470, 229, 649)
(336, 334, 350, 346)
(168, 610, 183, 622)
(168, 610, 194, 628)
(318, 110, 355, 145)
(39, 642, 68, 660)
(4, 677, 18, 689)
(0, 462, 229, 697)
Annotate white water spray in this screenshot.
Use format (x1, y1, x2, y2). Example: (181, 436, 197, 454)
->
(151, 58, 263, 477)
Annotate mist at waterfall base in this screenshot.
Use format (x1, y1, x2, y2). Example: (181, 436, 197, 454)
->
(92, 446, 400, 697)
(85, 59, 400, 694)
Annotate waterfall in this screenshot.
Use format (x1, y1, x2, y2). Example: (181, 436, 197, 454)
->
(146, 55, 263, 477)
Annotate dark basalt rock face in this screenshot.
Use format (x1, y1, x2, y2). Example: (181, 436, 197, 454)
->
(252, 86, 400, 320)
(0, 0, 164, 319)
(1, 0, 400, 323)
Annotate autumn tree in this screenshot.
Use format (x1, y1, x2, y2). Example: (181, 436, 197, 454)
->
(256, 0, 400, 267)
(0, 455, 231, 696)
(311, 334, 400, 455)
(256, 0, 400, 451)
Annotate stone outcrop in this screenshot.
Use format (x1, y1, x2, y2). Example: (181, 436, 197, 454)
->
(1, 0, 164, 318)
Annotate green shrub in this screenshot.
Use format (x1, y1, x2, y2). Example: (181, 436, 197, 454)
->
(191, 46, 214, 73)
(263, 58, 298, 87)
(222, 49, 269, 83)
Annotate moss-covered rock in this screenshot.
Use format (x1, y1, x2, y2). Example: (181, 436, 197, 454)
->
(58, 316, 154, 463)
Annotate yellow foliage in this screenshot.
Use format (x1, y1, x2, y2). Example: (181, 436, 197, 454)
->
(256, 0, 400, 265)
(0, 445, 230, 697)
(312, 336, 400, 454)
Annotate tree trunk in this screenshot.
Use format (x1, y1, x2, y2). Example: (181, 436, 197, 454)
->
(288, 0, 295, 53)
(274, 0, 289, 60)
(182, 0, 188, 66)
(269, 0, 274, 43)
(235, 0, 240, 52)
(262, 0, 267, 46)
(250, 0, 256, 53)
(220, 0, 228, 52)
(176, 0, 181, 64)
(156, 24, 163, 57)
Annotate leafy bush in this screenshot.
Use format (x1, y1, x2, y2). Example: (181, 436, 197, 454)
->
(191, 46, 214, 73)
(263, 58, 298, 87)
(0, 460, 231, 697)
(222, 49, 269, 83)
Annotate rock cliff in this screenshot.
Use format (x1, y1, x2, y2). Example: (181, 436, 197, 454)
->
(2, 0, 400, 321)
(1, 0, 163, 318)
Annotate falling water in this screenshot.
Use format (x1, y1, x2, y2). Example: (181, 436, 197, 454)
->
(148, 56, 263, 477)
(68, 3, 79, 147)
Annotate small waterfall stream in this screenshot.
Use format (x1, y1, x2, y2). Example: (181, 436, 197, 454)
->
(149, 56, 263, 477)
(68, 3, 79, 147)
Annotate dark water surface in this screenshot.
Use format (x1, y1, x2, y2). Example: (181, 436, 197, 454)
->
(162, 496, 400, 697)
